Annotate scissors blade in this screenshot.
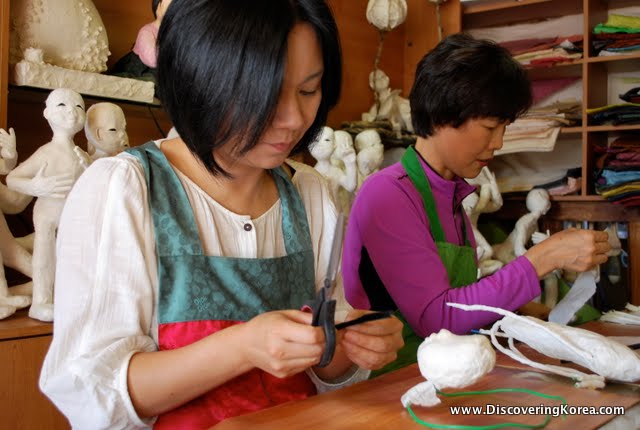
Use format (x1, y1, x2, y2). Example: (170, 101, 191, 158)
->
(323, 212, 345, 296)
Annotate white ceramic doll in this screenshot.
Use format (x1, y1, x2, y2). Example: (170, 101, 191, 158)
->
(330, 130, 357, 214)
(493, 188, 551, 264)
(361, 69, 413, 136)
(310, 126, 357, 214)
(6, 88, 88, 321)
(462, 167, 504, 277)
(85, 102, 129, 161)
(0, 128, 33, 319)
(354, 129, 384, 190)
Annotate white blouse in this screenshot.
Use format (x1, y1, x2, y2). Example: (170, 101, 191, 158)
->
(40, 146, 365, 429)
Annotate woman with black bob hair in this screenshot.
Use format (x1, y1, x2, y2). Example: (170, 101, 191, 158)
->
(342, 33, 610, 376)
(409, 33, 532, 137)
(156, 0, 343, 175)
(40, 0, 404, 428)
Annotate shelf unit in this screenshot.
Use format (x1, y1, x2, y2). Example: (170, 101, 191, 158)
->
(405, 0, 640, 303)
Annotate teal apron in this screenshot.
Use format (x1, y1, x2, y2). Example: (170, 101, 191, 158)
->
(372, 146, 478, 377)
(127, 142, 317, 429)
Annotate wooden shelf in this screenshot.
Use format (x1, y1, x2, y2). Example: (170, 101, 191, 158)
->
(586, 52, 640, 64)
(0, 309, 52, 341)
(504, 194, 605, 202)
(560, 126, 583, 134)
(551, 195, 605, 202)
(585, 124, 640, 133)
(462, 0, 553, 15)
(497, 196, 640, 221)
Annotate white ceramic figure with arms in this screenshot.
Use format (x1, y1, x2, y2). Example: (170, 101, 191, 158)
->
(6, 88, 88, 321)
(0, 128, 33, 319)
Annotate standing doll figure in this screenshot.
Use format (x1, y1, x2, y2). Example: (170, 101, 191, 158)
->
(85, 102, 129, 160)
(462, 166, 504, 277)
(6, 88, 87, 322)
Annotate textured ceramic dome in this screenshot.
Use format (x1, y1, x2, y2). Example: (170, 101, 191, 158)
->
(10, 0, 110, 73)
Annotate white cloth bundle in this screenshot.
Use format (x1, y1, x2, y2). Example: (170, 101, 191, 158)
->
(401, 329, 496, 407)
(449, 303, 640, 389)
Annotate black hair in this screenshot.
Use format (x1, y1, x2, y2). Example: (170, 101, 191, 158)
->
(156, 0, 342, 176)
(152, 0, 161, 18)
(409, 33, 532, 138)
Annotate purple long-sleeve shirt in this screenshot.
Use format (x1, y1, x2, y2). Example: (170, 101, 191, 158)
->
(342, 157, 541, 337)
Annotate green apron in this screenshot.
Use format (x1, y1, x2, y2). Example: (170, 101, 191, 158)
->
(372, 146, 478, 377)
(127, 142, 317, 428)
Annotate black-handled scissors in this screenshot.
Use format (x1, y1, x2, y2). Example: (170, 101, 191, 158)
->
(305, 213, 345, 367)
(304, 213, 393, 367)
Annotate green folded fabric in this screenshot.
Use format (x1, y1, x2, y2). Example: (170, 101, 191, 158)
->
(594, 23, 640, 34)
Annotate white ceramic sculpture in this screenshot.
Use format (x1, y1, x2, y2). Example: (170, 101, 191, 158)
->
(450, 302, 640, 388)
(311, 127, 357, 215)
(361, 69, 413, 136)
(492, 188, 551, 264)
(366, 0, 408, 31)
(10, 0, 110, 73)
(85, 102, 129, 160)
(462, 167, 504, 277)
(331, 130, 358, 214)
(6, 88, 88, 322)
(354, 129, 384, 189)
(401, 329, 496, 408)
(0, 129, 33, 319)
(13, 48, 155, 104)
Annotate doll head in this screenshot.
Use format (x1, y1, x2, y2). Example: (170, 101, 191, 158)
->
(43, 88, 85, 136)
(310, 126, 335, 162)
(85, 103, 129, 157)
(526, 188, 551, 215)
(354, 129, 382, 153)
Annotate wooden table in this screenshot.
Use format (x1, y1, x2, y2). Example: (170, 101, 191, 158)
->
(213, 321, 640, 429)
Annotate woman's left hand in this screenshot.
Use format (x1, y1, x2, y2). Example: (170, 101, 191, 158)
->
(339, 310, 404, 370)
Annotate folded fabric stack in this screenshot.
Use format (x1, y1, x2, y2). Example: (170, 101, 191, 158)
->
(539, 167, 582, 196)
(501, 35, 583, 67)
(593, 14, 640, 56)
(587, 102, 640, 126)
(496, 78, 581, 156)
(595, 134, 640, 207)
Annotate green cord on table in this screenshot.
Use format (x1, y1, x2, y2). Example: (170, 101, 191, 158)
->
(406, 387, 568, 429)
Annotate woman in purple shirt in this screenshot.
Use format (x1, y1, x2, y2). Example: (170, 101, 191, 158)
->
(342, 34, 611, 375)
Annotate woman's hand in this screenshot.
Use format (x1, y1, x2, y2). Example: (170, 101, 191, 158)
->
(241, 310, 325, 378)
(338, 309, 404, 370)
(525, 228, 610, 278)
